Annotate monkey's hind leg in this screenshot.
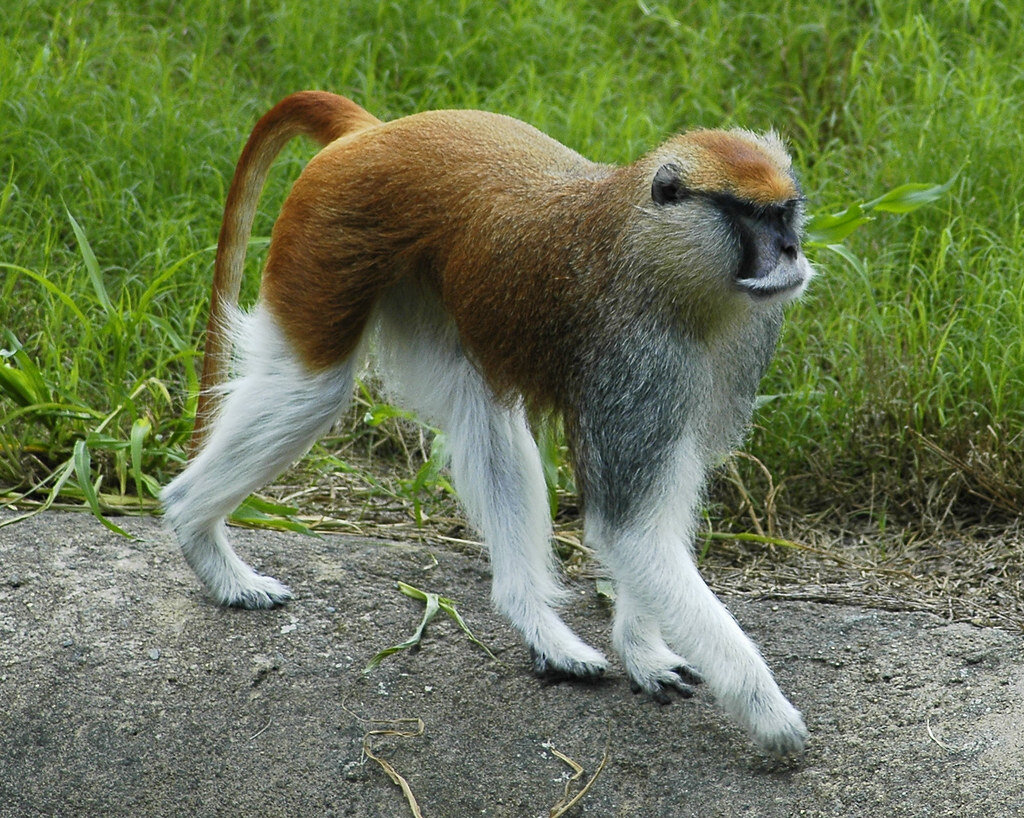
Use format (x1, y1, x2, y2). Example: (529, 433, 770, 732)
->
(377, 293, 608, 680)
(161, 307, 357, 608)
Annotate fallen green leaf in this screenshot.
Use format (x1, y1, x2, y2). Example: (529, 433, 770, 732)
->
(365, 581, 498, 673)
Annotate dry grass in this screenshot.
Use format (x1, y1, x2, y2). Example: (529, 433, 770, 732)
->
(699, 518, 1024, 633)
(260, 415, 1024, 638)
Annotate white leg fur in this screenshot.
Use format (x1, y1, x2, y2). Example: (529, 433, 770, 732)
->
(161, 307, 357, 608)
(588, 436, 807, 756)
(376, 293, 607, 677)
(612, 587, 703, 701)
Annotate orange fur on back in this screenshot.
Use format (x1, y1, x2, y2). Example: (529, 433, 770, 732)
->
(257, 109, 798, 411)
(198, 93, 800, 433)
(259, 109, 617, 407)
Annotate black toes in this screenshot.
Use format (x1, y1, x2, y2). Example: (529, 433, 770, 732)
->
(650, 680, 696, 704)
(630, 666, 701, 704)
(652, 687, 674, 705)
(669, 681, 696, 699)
(672, 664, 704, 686)
(530, 649, 605, 685)
(229, 592, 289, 610)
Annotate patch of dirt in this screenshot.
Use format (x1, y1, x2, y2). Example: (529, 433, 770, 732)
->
(259, 438, 1024, 636)
(1, 511, 1023, 817)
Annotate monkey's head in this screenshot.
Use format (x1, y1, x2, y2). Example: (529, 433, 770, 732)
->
(633, 128, 813, 318)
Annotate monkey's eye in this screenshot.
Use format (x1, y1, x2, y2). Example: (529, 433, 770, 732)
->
(651, 164, 687, 205)
(753, 204, 786, 222)
(751, 197, 804, 225)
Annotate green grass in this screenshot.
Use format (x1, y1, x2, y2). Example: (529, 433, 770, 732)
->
(2, 0, 1022, 529)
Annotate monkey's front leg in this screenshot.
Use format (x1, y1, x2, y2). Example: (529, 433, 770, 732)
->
(613, 586, 704, 703)
(586, 436, 808, 757)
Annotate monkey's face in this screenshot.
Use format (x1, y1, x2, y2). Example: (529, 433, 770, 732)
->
(642, 130, 814, 311)
(713, 191, 812, 304)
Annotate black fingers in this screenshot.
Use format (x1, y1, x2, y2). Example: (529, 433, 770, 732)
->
(630, 665, 703, 704)
(672, 664, 704, 686)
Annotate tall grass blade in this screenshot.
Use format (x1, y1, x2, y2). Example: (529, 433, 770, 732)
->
(129, 417, 151, 502)
(72, 439, 134, 537)
(66, 210, 114, 315)
(0, 263, 92, 334)
(804, 204, 871, 245)
(864, 178, 955, 214)
(0, 360, 43, 408)
(0, 332, 51, 407)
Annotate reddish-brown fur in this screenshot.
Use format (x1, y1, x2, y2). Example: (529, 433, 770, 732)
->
(190, 92, 380, 453)
(260, 110, 632, 411)
(194, 92, 798, 441)
(682, 130, 797, 205)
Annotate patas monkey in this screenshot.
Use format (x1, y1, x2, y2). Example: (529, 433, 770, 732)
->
(162, 91, 813, 756)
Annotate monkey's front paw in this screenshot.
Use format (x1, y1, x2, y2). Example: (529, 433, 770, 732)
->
(744, 694, 808, 758)
(753, 711, 808, 758)
(530, 647, 607, 684)
(629, 664, 704, 704)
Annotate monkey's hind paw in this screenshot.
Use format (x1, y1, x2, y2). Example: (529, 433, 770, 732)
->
(223, 574, 293, 610)
(751, 716, 808, 759)
(530, 647, 607, 685)
(629, 664, 704, 705)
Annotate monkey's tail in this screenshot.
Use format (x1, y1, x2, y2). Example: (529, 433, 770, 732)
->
(189, 92, 382, 456)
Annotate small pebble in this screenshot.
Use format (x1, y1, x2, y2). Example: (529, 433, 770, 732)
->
(148, 648, 161, 661)
(342, 761, 366, 782)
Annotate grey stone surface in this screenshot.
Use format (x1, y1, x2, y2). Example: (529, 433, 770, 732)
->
(1, 511, 1021, 817)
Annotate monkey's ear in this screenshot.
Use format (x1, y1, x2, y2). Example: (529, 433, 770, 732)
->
(651, 163, 686, 205)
